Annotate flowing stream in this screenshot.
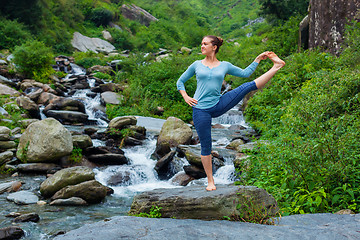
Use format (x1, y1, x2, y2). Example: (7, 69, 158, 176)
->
(0, 64, 249, 239)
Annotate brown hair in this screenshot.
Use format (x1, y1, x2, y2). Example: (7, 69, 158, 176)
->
(204, 35, 223, 53)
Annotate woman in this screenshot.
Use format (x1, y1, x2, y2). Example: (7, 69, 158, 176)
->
(177, 35, 285, 191)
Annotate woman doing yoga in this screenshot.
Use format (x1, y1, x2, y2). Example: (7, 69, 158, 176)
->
(176, 35, 285, 191)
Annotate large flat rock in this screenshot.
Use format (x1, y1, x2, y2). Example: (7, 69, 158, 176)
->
(129, 184, 278, 220)
(53, 214, 360, 240)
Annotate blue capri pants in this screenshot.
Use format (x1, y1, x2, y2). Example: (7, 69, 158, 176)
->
(192, 81, 258, 156)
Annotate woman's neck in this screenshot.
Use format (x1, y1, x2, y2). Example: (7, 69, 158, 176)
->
(204, 54, 218, 63)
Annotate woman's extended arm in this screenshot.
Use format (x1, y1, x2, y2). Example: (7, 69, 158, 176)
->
(227, 51, 269, 77)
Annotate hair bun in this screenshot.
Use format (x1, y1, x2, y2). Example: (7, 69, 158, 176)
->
(217, 37, 223, 46)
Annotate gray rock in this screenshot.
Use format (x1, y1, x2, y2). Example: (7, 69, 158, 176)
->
(6, 190, 39, 205)
(157, 117, 192, 148)
(0, 226, 24, 240)
(26, 88, 43, 102)
(87, 153, 128, 165)
(102, 30, 113, 41)
(171, 172, 194, 186)
(183, 165, 206, 179)
(226, 138, 245, 151)
(121, 4, 158, 27)
(51, 180, 108, 204)
(40, 166, 95, 198)
(0, 106, 8, 116)
(71, 32, 116, 54)
(19, 119, 39, 128)
(45, 110, 89, 123)
(50, 197, 88, 206)
(107, 171, 131, 186)
(0, 83, 20, 96)
(100, 91, 123, 105)
(16, 163, 61, 173)
(0, 151, 14, 165)
(52, 214, 360, 240)
(72, 134, 93, 149)
(0, 126, 10, 135)
(14, 213, 40, 222)
(0, 133, 10, 141)
(0, 181, 22, 194)
(37, 92, 60, 105)
(155, 150, 176, 172)
(16, 118, 73, 163)
(0, 141, 16, 150)
(16, 96, 40, 119)
(43, 98, 86, 114)
(129, 184, 278, 221)
(11, 127, 21, 135)
(108, 116, 137, 129)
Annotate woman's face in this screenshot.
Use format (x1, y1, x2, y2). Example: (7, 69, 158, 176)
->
(201, 37, 216, 55)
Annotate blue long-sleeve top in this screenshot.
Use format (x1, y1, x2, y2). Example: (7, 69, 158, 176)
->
(176, 60, 258, 109)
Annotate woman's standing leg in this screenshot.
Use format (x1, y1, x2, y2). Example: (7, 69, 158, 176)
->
(192, 108, 216, 191)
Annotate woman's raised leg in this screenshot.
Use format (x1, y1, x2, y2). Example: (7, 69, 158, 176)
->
(254, 52, 285, 89)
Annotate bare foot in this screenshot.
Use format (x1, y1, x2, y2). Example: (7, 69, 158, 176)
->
(206, 183, 216, 191)
(267, 52, 285, 69)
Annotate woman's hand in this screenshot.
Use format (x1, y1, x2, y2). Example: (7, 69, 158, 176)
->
(255, 51, 270, 63)
(183, 95, 198, 106)
(179, 90, 198, 106)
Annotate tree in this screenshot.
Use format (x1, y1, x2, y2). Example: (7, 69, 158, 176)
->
(259, 0, 309, 23)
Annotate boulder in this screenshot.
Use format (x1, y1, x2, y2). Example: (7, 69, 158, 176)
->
(16, 118, 73, 163)
(308, 0, 360, 55)
(51, 180, 108, 204)
(157, 117, 192, 148)
(0, 226, 24, 240)
(38, 92, 60, 105)
(0, 75, 17, 88)
(0, 141, 16, 150)
(71, 32, 116, 54)
(0, 83, 20, 96)
(107, 171, 131, 186)
(0, 181, 22, 194)
(108, 116, 137, 129)
(99, 83, 123, 93)
(16, 96, 40, 119)
(40, 166, 95, 198)
(45, 110, 89, 123)
(26, 88, 43, 102)
(183, 165, 206, 179)
(87, 153, 128, 165)
(13, 213, 40, 223)
(121, 4, 158, 27)
(129, 184, 279, 221)
(84, 146, 125, 156)
(171, 172, 194, 186)
(43, 98, 86, 114)
(19, 119, 39, 128)
(101, 91, 123, 105)
(0, 151, 14, 165)
(88, 65, 113, 74)
(72, 135, 93, 149)
(0, 126, 11, 135)
(6, 190, 39, 205)
(226, 139, 245, 151)
(16, 163, 61, 173)
(50, 197, 88, 206)
(154, 150, 176, 172)
(102, 30, 113, 42)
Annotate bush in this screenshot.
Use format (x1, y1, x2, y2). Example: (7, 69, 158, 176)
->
(0, 18, 33, 50)
(90, 7, 113, 27)
(12, 40, 54, 80)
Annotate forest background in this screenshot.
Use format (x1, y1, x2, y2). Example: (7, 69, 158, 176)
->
(0, 0, 359, 216)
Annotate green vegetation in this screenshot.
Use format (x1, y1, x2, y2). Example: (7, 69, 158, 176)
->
(0, 96, 27, 129)
(12, 40, 54, 81)
(239, 21, 360, 215)
(130, 205, 162, 218)
(69, 146, 83, 163)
